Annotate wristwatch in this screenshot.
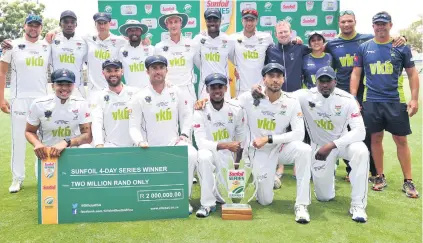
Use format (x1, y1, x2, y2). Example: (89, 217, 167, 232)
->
(64, 138, 71, 147)
(268, 135, 273, 144)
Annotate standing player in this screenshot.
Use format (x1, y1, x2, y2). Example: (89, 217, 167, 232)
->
(118, 20, 154, 88)
(194, 73, 245, 217)
(154, 10, 198, 103)
(350, 12, 420, 198)
(295, 66, 369, 222)
(128, 55, 197, 214)
(193, 9, 235, 99)
(231, 9, 273, 96)
(0, 15, 51, 193)
(91, 60, 139, 148)
(25, 69, 92, 161)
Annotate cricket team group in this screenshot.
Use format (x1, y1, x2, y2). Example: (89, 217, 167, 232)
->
(0, 7, 420, 224)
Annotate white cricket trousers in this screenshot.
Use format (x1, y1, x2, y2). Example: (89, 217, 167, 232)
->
(311, 142, 369, 208)
(247, 141, 312, 206)
(197, 149, 232, 207)
(173, 140, 197, 198)
(178, 83, 197, 104)
(10, 98, 35, 181)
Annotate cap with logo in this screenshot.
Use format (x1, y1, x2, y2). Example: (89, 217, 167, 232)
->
(372, 12, 392, 23)
(158, 10, 189, 31)
(93, 12, 111, 22)
(60, 10, 77, 21)
(51, 69, 76, 83)
(118, 19, 149, 37)
(308, 31, 326, 44)
(205, 73, 228, 86)
(315, 66, 336, 80)
(261, 63, 286, 77)
(145, 55, 168, 69)
(204, 8, 222, 19)
(102, 59, 123, 70)
(25, 14, 43, 25)
(242, 9, 258, 19)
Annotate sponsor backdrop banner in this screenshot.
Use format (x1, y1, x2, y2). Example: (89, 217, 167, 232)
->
(38, 147, 188, 224)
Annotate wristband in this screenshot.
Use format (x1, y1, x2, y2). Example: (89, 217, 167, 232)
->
(268, 135, 273, 144)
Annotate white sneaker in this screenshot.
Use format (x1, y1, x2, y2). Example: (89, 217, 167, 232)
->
(295, 205, 310, 224)
(196, 206, 216, 218)
(189, 204, 193, 215)
(9, 180, 23, 193)
(274, 175, 282, 189)
(349, 206, 367, 223)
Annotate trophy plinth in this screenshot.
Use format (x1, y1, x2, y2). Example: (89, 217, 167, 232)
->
(222, 204, 252, 220)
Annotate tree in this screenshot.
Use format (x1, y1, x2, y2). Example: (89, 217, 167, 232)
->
(400, 17, 423, 53)
(0, 0, 58, 42)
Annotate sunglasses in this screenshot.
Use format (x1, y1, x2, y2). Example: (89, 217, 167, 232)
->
(339, 10, 355, 17)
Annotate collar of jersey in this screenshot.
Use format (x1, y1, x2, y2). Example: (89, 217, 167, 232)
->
(147, 83, 169, 94)
(106, 84, 127, 95)
(263, 91, 284, 104)
(310, 52, 326, 58)
(95, 32, 115, 42)
(165, 35, 186, 45)
(241, 30, 257, 39)
(54, 94, 71, 104)
(338, 31, 358, 40)
(373, 38, 392, 45)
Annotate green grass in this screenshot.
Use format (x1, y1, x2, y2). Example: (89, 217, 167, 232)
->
(0, 81, 421, 243)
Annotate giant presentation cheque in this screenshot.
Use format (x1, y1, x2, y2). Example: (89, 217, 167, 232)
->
(38, 147, 189, 224)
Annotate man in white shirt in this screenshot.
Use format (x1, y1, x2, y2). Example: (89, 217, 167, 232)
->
(193, 9, 235, 99)
(238, 63, 312, 224)
(294, 66, 369, 222)
(154, 10, 199, 103)
(193, 73, 245, 217)
(91, 60, 139, 147)
(128, 55, 197, 214)
(230, 9, 273, 96)
(118, 20, 154, 88)
(0, 14, 51, 193)
(25, 69, 92, 161)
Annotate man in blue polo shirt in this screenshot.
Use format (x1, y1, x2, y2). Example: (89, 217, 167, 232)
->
(350, 11, 420, 198)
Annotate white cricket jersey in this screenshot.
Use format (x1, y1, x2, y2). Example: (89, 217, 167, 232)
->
(84, 33, 126, 91)
(193, 101, 245, 152)
(50, 33, 88, 87)
(193, 32, 235, 94)
(128, 84, 193, 146)
(90, 85, 140, 147)
(230, 31, 273, 93)
(0, 38, 51, 99)
(293, 88, 366, 150)
(26, 95, 91, 146)
(154, 36, 198, 86)
(118, 43, 154, 88)
(236, 90, 304, 149)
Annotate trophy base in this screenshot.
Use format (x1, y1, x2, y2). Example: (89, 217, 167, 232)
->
(221, 204, 252, 220)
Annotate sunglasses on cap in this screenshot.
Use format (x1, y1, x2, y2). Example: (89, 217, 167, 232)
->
(339, 10, 355, 17)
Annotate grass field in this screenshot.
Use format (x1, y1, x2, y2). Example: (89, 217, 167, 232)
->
(0, 81, 421, 243)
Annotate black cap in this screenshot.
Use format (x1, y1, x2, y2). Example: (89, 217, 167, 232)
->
(51, 69, 75, 83)
(308, 31, 326, 44)
(102, 59, 123, 70)
(316, 66, 336, 80)
(205, 73, 227, 86)
(204, 9, 222, 19)
(25, 14, 42, 25)
(372, 12, 392, 23)
(60, 10, 77, 21)
(145, 55, 168, 69)
(93, 12, 111, 22)
(261, 63, 285, 77)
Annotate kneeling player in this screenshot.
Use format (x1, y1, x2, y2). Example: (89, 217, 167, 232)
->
(193, 73, 245, 217)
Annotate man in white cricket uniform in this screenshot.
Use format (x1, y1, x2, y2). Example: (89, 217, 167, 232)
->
(238, 63, 312, 223)
(118, 20, 154, 88)
(0, 15, 51, 193)
(91, 60, 139, 147)
(50, 11, 88, 97)
(193, 9, 235, 99)
(194, 73, 245, 217)
(294, 66, 369, 222)
(154, 10, 198, 103)
(230, 9, 273, 96)
(25, 69, 92, 164)
(128, 55, 197, 214)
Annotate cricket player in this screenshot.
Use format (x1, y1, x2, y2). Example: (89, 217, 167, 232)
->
(91, 60, 139, 148)
(194, 73, 245, 217)
(0, 15, 51, 193)
(118, 20, 154, 88)
(128, 55, 197, 214)
(350, 12, 420, 198)
(25, 69, 92, 162)
(230, 8, 274, 96)
(295, 66, 369, 222)
(193, 9, 235, 99)
(239, 63, 312, 224)
(154, 10, 199, 103)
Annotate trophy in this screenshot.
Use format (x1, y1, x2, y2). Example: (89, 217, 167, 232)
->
(217, 158, 256, 220)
